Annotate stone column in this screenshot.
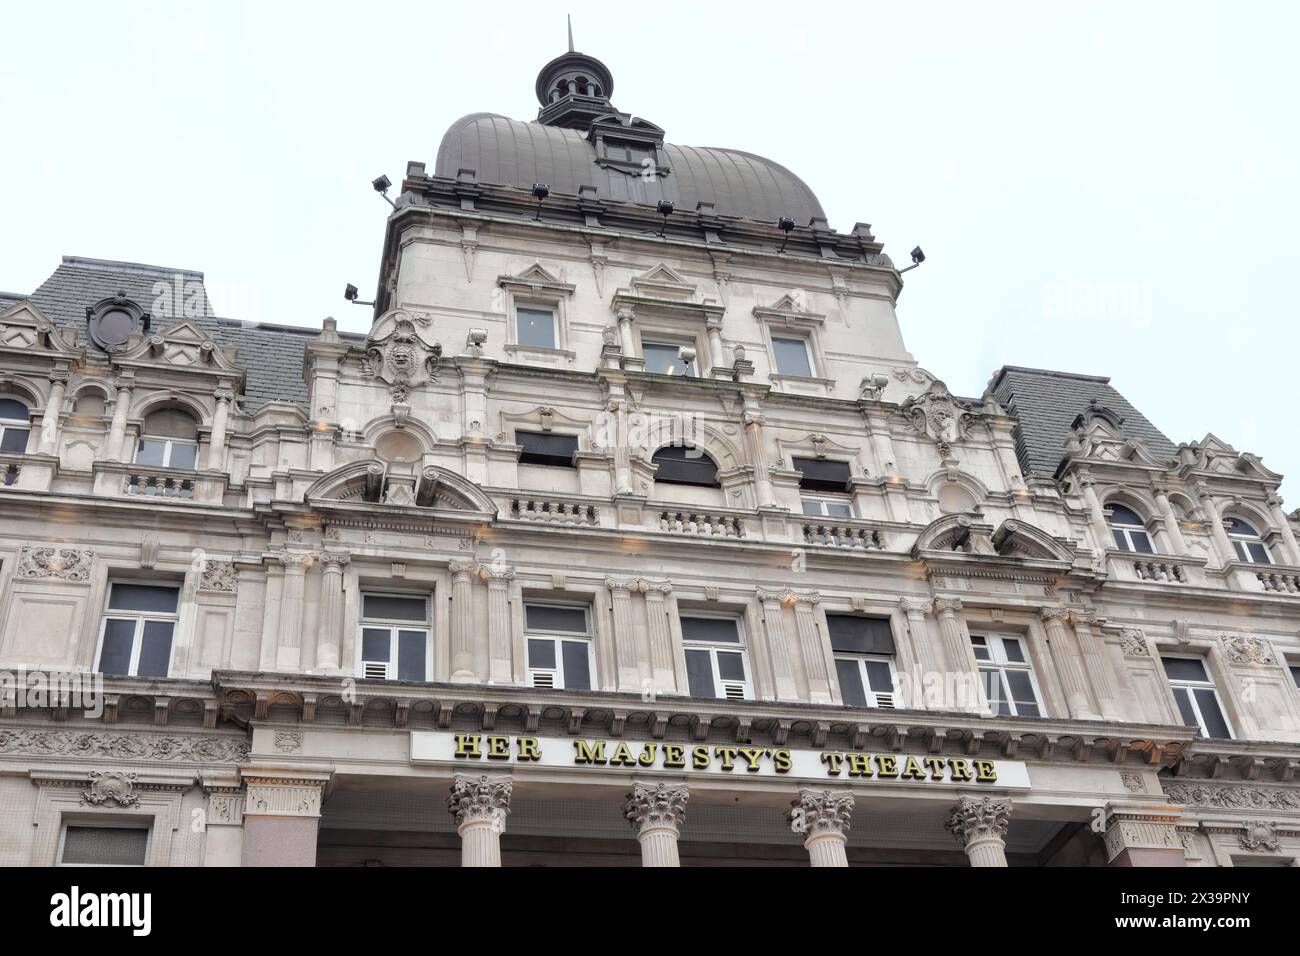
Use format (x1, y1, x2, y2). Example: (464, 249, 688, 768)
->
(946, 796, 1011, 867)
(642, 582, 677, 695)
(275, 551, 312, 671)
(1072, 612, 1121, 719)
(484, 567, 514, 684)
(1077, 472, 1114, 551)
(316, 551, 350, 672)
(37, 370, 68, 455)
(241, 771, 330, 867)
(624, 782, 688, 867)
(743, 409, 776, 508)
(204, 385, 233, 471)
(605, 577, 644, 692)
(792, 591, 832, 703)
(1196, 487, 1236, 565)
(757, 589, 798, 700)
(932, 598, 985, 712)
(1040, 607, 1099, 719)
(899, 598, 943, 709)
(449, 561, 478, 682)
(448, 774, 512, 867)
(704, 315, 727, 377)
(1265, 493, 1300, 566)
(103, 375, 134, 462)
(788, 789, 854, 867)
(1102, 802, 1186, 867)
(1152, 486, 1189, 556)
(615, 305, 642, 369)
(609, 399, 633, 495)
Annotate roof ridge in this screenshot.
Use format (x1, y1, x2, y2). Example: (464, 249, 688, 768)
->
(58, 256, 205, 282)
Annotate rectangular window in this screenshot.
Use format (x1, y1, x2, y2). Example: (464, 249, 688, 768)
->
(606, 142, 653, 165)
(525, 602, 593, 690)
(801, 496, 853, 518)
(58, 824, 149, 866)
(772, 336, 814, 377)
(1162, 655, 1233, 739)
(641, 341, 695, 377)
(135, 438, 198, 470)
(517, 431, 578, 468)
(828, 615, 897, 708)
(515, 306, 557, 350)
(1232, 540, 1272, 564)
(0, 426, 28, 454)
(1290, 663, 1300, 690)
(681, 615, 751, 700)
(970, 633, 1043, 717)
(358, 592, 429, 681)
(97, 583, 180, 678)
(793, 457, 852, 494)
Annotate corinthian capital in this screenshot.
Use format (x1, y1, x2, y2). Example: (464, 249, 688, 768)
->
(899, 597, 932, 615)
(321, 550, 351, 572)
(624, 782, 688, 834)
(448, 560, 478, 578)
(1039, 606, 1071, 624)
(945, 796, 1011, 848)
(787, 789, 854, 837)
(448, 774, 512, 831)
(932, 597, 964, 617)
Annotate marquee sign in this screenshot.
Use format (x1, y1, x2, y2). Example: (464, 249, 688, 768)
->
(410, 732, 1031, 789)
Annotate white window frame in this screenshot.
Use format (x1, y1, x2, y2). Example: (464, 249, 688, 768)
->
(513, 303, 559, 351)
(1107, 506, 1154, 553)
(771, 334, 815, 377)
(1162, 654, 1235, 740)
(801, 495, 854, 518)
(834, 653, 898, 709)
(524, 601, 595, 690)
(135, 436, 199, 470)
(357, 591, 431, 681)
(680, 612, 753, 701)
(1227, 520, 1272, 565)
(970, 632, 1044, 717)
(94, 582, 180, 678)
(56, 820, 151, 867)
(640, 337, 698, 377)
(0, 395, 31, 455)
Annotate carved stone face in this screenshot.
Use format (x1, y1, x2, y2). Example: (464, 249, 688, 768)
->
(387, 343, 417, 375)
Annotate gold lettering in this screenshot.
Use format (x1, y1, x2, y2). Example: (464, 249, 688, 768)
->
(486, 735, 511, 759)
(516, 737, 541, 761)
(846, 752, 874, 778)
(715, 747, 738, 771)
(875, 755, 899, 778)
(900, 755, 928, 781)
(973, 759, 997, 783)
(772, 749, 793, 773)
(663, 744, 686, 768)
(638, 744, 657, 767)
(923, 756, 947, 780)
(609, 741, 637, 767)
(821, 752, 845, 776)
(692, 745, 711, 769)
(738, 748, 765, 772)
(454, 734, 482, 759)
(573, 740, 607, 765)
(948, 757, 974, 782)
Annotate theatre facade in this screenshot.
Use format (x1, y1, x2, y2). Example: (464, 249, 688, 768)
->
(1, 44, 1299, 867)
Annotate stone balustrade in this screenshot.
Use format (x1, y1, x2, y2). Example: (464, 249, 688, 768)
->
(658, 510, 745, 538)
(511, 497, 599, 525)
(125, 470, 195, 499)
(1132, 558, 1188, 583)
(802, 521, 887, 550)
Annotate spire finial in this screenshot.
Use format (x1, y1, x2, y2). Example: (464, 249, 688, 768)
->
(567, 14, 574, 52)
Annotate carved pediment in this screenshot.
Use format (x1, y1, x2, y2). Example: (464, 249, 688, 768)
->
(0, 300, 78, 357)
(115, 320, 243, 381)
(1176, 434, 1282, 481)
(914, 513, 997, 555)
(753, 292, 826, 326)
(991, 520, 1076, 562)
(497, 263, 575, 296)
(629, 263, 697, 302)
(305, 461, 497, 516)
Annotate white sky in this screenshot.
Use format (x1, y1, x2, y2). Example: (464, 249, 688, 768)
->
(2, 1, 1297, 497)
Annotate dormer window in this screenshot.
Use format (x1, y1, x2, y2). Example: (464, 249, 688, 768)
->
(135, 408, 199, 470)
(1108, 503, 1153, 554)
(605, 141, 654, 165)
(1226, 517, 1272, 565)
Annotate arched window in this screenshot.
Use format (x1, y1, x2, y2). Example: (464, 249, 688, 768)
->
(1225, 517, 1271, 565)
(136, 407, 199, 470)
(0, 397, 31, 454)
(1108, 503, 1153, 553)
(652, 445, 720, 488)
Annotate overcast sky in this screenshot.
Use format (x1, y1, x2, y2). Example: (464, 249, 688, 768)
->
(2, 1, 1297, 497)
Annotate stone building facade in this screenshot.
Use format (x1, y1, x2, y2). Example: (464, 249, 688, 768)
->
(1, 44, 1299, 867)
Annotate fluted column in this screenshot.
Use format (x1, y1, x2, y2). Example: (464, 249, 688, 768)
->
(1077, 471, 1113, 551)
(1265, 493, 1300, 566)
(757, 590, 798, 700)
(316, 550, 350, 672)
(946, 796, 1011, 867)
(642, 582, 677, 695)
(932, 598, 984, 712)
(204, 385, 233, 471)
(1196, 487, 1235, 565)
(276, 551, 312, 670)
(1152, 486, 1188, 556)
(449, 561, 477, 681)
(448, 774, 512, 867)
(609, 400, 632, 495)
(615, 305, 641, 369)
(624, 782, 688, 867)
(484, 567, 515, 684)
(1040, 607, 1098, 719)
(1072, 612, 1121, 719)
(605, 578, 643, 691)
(743, 409, 776, 507)
(792, 591, 832, 703)
(103, 375, 134, 462)
(788, 789, 854, 867)
(37, 370, 68, 455)
(899, 598, 943, 708)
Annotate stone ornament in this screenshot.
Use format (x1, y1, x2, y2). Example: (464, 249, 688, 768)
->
(0, 729, 250, 763)
(245, 777, 324, 818)
(448, 774, 512, 831)
(1119, 628, 1150, 657)
(274, 731, 303, 753)
(1237, 822, 1281, 852)
(363, 311, 442, 403)
(787, 789, 854, 837)
(1103, 811, 1183, 861)
(1221, 634, 1276, 667)
(1163, 781, 1300, 811)
(1121, 772, 1146, 793)
(900, 380, 973, 458)
(81, 770, 140, 807)
(624, 782, 688, 834)
(198, 559, 238, 593)
(945, 796, 1011, 847)
(17, 544, 94, 582)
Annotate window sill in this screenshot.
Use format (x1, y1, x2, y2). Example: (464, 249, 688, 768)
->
(503, 343, 576, 362)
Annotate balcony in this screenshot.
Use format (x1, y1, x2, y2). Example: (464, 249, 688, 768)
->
(1106, 549, 1207, 587)
(657, 510, 745, 538)
(801, 519, 887, 551)
(510, 496, 599, 526)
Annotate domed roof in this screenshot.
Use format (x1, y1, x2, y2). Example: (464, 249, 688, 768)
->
(434, 112, 826, 225)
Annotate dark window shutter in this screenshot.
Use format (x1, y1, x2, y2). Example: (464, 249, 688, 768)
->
(792, 456, 851, 493)
(652, 446, 720, 487)
(827, 615, 895, 656)
(518, 431, 578, 467)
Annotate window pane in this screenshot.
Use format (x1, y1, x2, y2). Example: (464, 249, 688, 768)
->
(135, 439, 166, 466)
(681, 616, 740, 644)
(1005, 670, 1037, 707)
(801, 498, 823, 516)
(1247, 542, 1271, 564)
(716, 651, 745, 682)
(864, 660, 894, 693)
(561, 640, 591, 690)
(1000, 638, 1025, 663)
(525, 604, 588, 634)
(824, 500, 852, 518)
(361, 628, 391, 663)
(642, 342, 692, 376)
(98, 620, 136, 675)
(0, 398, 29, 421)
(1162, 657, 1209, 682)
(792, 457, 851, 493)
(1112, 529, 1129, 551)
(397, 630, 426, 681)
(1015, 701, 1041, 717)
(1131, 531, 1154, 554)
(1290, 664, 1300, 690)
(982, 669, 1011, 715)
(167, 442, 198, 470)
(1225, 517, 1260, 537)
(0, 427, 28, 453)
(1109, 505, 1145, 526)
(836, 659, 868, 707)
(772, 337, 812, 376)
(136, 621, 174, 677)
(652, 446, 719, 486)
(516, 308, 556, 349)
(1194, 689, 1232, 739)
(684, 649, 716, 699)
(61, 826, 148, 866)
(826, 615, 894, 655)
(363, 594, 427, 623)
(527, 638, 556, 670)
(970, 635, 990, 661)
(1172, 687, 1200, 729)
(109, 584, 179, 613)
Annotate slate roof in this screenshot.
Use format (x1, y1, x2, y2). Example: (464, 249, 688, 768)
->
(989, 365, 1177, 479)
(20, 256, 364, 410)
